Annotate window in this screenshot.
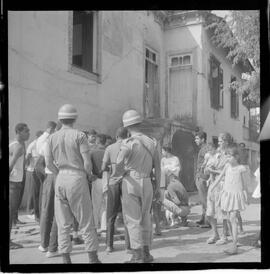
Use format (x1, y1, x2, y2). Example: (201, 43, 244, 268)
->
(209, 55, 223, 110)
(169, 54, 192, 68)
(231, 76, 239, 119)
(72, 11, 98, 74)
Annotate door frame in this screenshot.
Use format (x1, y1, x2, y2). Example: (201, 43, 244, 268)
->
(143, 44, 160, 118)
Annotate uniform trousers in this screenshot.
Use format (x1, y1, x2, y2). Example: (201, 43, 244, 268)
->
(122, 175, 153, 249)
(40, 173, 58, 252)
(55, 171, 98, 254)
(106, 183, 130, 249)
(92, 178, 107, 230)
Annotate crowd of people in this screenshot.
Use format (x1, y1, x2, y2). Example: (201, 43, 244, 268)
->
(9, 104, 260, 263)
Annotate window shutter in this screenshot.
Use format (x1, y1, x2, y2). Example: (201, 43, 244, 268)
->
(219, 67, 223, 108)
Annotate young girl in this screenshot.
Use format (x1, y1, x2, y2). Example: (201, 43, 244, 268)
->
(252, 153, 260, 247)
(209, 145, 249, 255)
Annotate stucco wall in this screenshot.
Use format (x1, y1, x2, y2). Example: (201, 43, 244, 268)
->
(198, 27, 252, 146)
(8, 11, 165, 144)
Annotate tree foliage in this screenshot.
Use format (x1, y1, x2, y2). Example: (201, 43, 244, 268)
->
(206, 11, 260, 106)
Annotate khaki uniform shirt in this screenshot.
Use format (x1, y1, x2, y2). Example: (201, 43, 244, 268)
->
(47, 127, 89, 172)
(117, 133, 155, 178)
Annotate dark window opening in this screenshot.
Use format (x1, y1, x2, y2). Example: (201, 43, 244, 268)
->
(209, 55, 223, 110)
(72, 11, 94, 73)
(231, 76, 239, 119)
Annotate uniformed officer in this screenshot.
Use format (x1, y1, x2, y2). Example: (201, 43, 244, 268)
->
(116, 109, 161, 263)
(45, 104, 100, 264)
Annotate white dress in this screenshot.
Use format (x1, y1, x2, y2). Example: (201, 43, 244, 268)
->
(220, 165, 248, 212)
(252, 167, 261, 198)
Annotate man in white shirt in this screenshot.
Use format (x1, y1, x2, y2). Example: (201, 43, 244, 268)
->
(25, 130, 43, 220)
(34, 121, 57, 221)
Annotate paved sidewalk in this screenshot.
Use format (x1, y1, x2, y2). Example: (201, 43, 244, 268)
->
(9, 194, 261, 264)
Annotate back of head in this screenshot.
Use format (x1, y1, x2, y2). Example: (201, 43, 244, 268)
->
(122, 109, 143, 128)
(56, 121, 62, 131)
(15, 123, 28, 134)
(36, 130, 44, 138)
(89, 129, 97, 136)
(46, 121, 57, 131)
(116, 126, 128, 139)
(96, 133, 107, 146)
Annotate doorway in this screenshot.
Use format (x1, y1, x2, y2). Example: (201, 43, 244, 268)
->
(172, 129, 197, 192)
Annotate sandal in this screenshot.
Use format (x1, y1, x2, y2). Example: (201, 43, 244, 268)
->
(216, 237, 228, 245)
(207, 236, 220, 244)
(10, 241, 23, 249)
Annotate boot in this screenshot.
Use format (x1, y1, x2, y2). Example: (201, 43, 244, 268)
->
(124, 248, 143, 263)
(143, 246, 154, 263)
(62, 253, 71, 264)
(88, 251, 101, 263)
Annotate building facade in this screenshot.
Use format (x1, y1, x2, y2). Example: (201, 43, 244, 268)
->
(8, 10, 259, 192)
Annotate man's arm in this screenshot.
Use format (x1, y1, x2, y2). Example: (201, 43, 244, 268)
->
(153, 148, 161, 197)
(9, 144, 24, 175)
(115, 144, 130, 177)
(101, 147, 110, 172)
(44, 142, 59, 175)
(81, 151, 93, 177)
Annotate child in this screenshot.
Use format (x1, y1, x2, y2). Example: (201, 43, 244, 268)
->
(209, 145, 249, 255)
(202, 143, 217, 187)
(252, 153, 260, 248)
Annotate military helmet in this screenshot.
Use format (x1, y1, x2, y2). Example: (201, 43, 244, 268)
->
(58, 104, 78, 120)
(122, 109, 143, 127)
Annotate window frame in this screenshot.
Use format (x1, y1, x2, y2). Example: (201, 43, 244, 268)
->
(68, 11, 102, 83)
(230, 75, 240, 119)
(168, 53, 193, 69)
(209, 54, 224, 110)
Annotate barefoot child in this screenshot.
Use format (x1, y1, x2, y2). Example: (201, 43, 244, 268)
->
(209, 145, 249, 255)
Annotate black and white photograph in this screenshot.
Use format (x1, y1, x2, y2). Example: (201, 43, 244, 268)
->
(1, 6, 269, 271)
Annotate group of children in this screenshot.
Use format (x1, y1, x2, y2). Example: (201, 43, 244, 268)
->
(202, 142, 260, 255)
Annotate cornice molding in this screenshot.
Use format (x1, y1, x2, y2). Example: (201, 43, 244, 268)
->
(164, 10, 210, 30)
(152, 10, 169, 29)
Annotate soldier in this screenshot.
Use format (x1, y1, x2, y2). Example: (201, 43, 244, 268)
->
(45, 104, 100, 264)
(116, 109, 161, 263)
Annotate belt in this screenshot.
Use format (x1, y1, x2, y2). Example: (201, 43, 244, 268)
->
(59, 169, 85, 175)
(125, 170, 150, 179)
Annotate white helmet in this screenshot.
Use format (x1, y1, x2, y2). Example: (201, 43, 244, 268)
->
(58, 104, 78, 120)
(122, 109, 143, 127)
